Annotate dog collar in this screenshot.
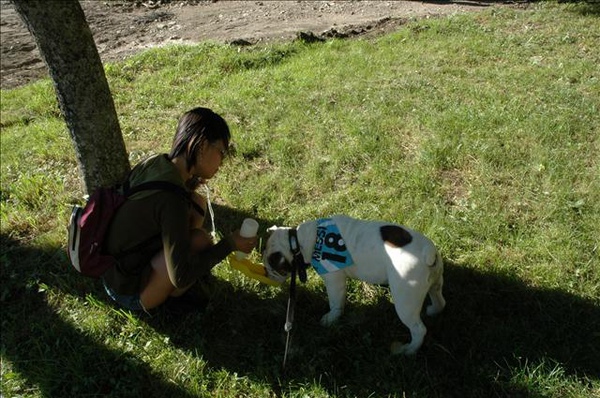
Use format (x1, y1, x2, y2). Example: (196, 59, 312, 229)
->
(289, 228, 309, 283)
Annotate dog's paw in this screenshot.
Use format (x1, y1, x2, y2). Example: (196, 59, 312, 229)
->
(390, 341, 418, 356)
(320, 311, 341, 326)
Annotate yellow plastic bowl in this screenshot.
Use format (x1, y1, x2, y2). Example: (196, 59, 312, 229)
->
(228, 254, 282, 287)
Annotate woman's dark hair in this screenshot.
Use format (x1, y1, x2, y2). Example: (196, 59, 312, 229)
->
(168, 107, 231, 171)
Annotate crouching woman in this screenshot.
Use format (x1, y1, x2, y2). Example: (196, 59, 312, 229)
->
(102, 107, 256, 314)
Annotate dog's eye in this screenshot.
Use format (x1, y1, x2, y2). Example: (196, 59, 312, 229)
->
(268, 252, 290, 273)
(268, 252, 283, 266)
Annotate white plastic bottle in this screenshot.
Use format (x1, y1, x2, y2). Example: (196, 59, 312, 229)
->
(236, 218, 259, 259)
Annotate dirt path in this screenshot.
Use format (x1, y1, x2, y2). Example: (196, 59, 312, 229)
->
(1, 0, 501, 90)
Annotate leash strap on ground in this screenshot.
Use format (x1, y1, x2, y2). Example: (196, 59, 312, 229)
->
(283, 328, 292, 370)
(282, 267, 297, 370)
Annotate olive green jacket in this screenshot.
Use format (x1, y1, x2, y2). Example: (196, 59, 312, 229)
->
(103, 154, 234, 295)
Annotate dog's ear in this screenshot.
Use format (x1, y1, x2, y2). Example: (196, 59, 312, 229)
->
(267, 225, 278, 233)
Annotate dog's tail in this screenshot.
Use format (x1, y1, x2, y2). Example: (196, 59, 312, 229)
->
(427, 248, 444, 281)
(430, 250, 443, 268)
(424, 240, 442, 268)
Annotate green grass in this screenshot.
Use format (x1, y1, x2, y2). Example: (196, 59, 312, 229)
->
(2, 2, 599, 397)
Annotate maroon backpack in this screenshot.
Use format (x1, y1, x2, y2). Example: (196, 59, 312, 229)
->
(67, 181, 201, 278)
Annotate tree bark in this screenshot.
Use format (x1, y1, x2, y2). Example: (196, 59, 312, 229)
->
(12, 0, 130, 194)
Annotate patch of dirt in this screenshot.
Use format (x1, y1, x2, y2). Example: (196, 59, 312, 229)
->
(1, 0, 506, 90)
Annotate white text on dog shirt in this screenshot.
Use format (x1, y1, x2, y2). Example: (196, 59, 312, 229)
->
(311, 218, 354, 274)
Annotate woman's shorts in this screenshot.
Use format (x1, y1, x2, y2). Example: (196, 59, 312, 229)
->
(102, 278, 146, 312)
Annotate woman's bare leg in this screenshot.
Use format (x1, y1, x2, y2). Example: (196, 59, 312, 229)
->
(139, 228, 214, 310)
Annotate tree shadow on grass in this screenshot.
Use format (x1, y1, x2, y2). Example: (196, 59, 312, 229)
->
(431, 261, 599, 395)
(0, 202, 281, 397)
(0, 233, 197, 398)
(3, 203, 598, 397)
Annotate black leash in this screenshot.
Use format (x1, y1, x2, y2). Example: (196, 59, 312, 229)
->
(282, 228, 309, 370)
(282, 266, 296, 370)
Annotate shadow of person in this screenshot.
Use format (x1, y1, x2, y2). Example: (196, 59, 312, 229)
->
(0, 233, 197, 398)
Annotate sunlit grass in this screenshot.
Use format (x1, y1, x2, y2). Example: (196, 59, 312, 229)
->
(1, 2, 599, 397)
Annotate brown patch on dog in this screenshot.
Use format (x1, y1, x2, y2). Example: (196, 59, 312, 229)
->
(380, 225, 412, 248)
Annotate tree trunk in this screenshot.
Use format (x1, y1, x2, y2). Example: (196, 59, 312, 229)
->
(12, 0, 130, 194)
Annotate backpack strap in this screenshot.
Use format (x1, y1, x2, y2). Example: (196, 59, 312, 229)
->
(112, 180, 204, 261)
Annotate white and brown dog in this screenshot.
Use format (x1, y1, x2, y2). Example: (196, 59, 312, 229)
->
(263, 215, 445, 355)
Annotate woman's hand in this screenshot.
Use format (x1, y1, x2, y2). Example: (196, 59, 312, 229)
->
(231, 229, 257, 253)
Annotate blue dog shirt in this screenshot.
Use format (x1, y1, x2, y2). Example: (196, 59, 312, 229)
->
(311, 218, 354, 274)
